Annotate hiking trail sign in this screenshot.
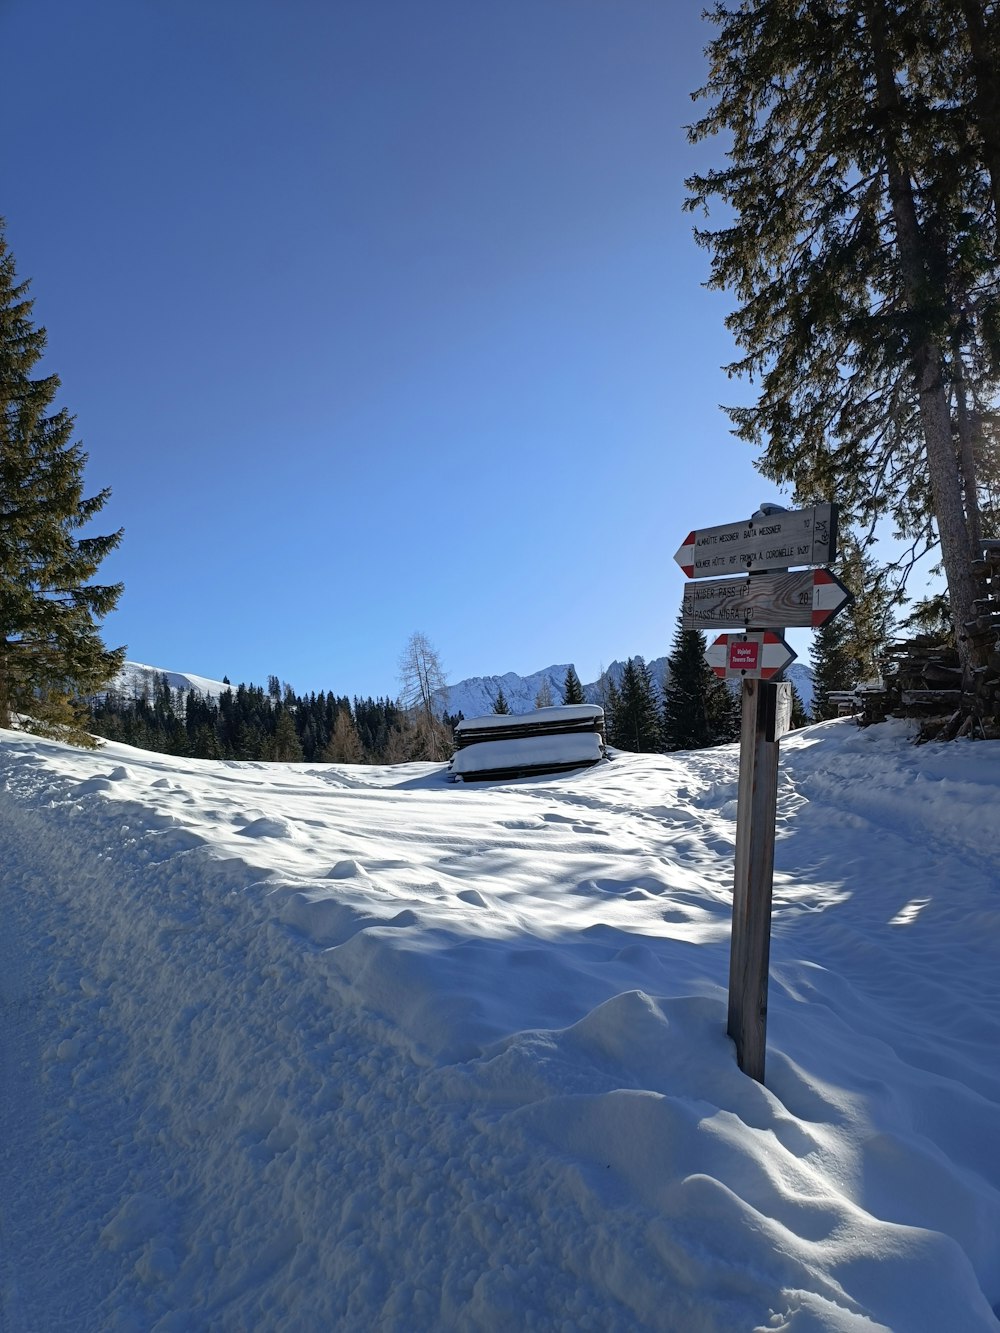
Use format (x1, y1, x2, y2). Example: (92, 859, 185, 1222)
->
(681, 567, 853, 631)
(673, 502, 837, 579)
(671, 501, 850, 1086)
(706, 631, 796, 680)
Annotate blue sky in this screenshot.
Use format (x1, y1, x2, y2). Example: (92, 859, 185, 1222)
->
(5, 0, 832, 697)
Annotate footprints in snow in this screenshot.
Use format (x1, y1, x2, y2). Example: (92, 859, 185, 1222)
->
(499, 811, 611, 837)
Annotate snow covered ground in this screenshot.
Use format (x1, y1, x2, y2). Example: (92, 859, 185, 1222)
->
(1, 719, 998, 1331)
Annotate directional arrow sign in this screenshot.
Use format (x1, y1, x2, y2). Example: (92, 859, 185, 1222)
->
(705, 631, 797, 680)
(674, 503, 838, 579)
(682, 567, 853, 630)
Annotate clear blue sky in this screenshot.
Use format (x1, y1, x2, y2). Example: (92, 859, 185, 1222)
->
(4, 0, 825, 697)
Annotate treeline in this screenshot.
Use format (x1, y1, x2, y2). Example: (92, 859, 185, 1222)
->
(86, 617, 816, 766)
(88, 673, 465, 764)
(553, 618, 807, 756)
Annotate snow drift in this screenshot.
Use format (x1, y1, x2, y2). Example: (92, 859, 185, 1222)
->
(0, 719, 997, 1330)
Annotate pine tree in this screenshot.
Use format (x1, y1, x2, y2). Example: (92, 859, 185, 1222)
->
(493, 684, 511, 714)
(662, 619, 714, 751)
(706, 677, 742, 745)
(604, 673, 622, 747)
(686, 2, 998, 669)
(0, 223, 124, 742)
(269, 708, 303, 762)
(615, 657, 663, 753)
(788, 682, 809, 730)
(810, 615, 859, 721)
(811, 542, 894, 719)
(562, 665, 585, 705)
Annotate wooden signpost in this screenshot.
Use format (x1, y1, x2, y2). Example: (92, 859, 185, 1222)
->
(681, 568, 852, 631)
(705, 631, 796, 681)
(674, 503, 837, 579)
(676, 504, 849, 1084)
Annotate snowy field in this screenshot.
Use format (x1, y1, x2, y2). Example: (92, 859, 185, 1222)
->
(1, 719, 998, 1331)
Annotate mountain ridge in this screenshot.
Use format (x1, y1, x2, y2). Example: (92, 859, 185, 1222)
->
(113, 654, 815, 719)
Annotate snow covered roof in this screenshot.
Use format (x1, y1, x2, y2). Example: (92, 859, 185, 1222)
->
(455, 704, 603, 732)
(450, 731, 604, 777)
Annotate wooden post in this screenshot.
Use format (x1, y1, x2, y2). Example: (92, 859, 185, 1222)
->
(727, 677, 782, 1083)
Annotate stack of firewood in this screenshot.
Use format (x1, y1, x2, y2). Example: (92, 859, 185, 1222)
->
(857, 542, 1000, 740)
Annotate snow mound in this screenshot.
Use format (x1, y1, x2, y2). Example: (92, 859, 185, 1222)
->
(0, 720, 997, 1329)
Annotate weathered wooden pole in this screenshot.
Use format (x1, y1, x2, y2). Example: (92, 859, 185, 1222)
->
(727, 677, 784, 1083)
(674, 501, 847, 1083)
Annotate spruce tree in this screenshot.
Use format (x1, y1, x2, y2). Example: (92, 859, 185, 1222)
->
(788, 682, 809, 730)
(269, 708, 303, 762)
(706, 676, 742, 745)
(604, 674, 622, 748)
(493, 684, 511, 714)
(811, 541, 894, 719)
(810, 615, 858, 721)
(686, 2, 998, 669)
(0, 224, 124, 743)
(662, 619, 714, 752)
(615, 657, 663, 753)
(562, 665, 585, 705)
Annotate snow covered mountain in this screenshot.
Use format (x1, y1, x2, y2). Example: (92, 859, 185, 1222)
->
(112, 654, 815, 719)
(439, 656, 815, 719)
(111, 660, 231, 701)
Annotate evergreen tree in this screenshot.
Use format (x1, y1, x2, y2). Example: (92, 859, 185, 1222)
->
(269, 708, 303, 762)
(662, 619, 715, 751)
(811, 542, 894, 719)
(899, 592, 954, 641)
(604, 673, 622, 748)
(0, 223, 124, 742)
(562, 665, 585, 705)
(706, 677, 742, 745)
(615, 657, 663, 753)
(686, 2, 999, 669)
(810, 615, 859, 721)
(493, 684, 511, 714)
(788, 682, 809, 730)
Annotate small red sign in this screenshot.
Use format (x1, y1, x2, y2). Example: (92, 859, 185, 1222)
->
(728, 640, 761, 672)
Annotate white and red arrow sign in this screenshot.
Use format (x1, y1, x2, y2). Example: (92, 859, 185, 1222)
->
(682, 567, 853, 630)
(705, 631, 796, 680)
(674, 504, 837, 579)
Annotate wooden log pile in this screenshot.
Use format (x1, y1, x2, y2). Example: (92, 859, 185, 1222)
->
(858, 542, 1000, 740)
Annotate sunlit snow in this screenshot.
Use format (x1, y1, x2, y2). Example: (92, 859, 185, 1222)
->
(1, 718, 998, 1330)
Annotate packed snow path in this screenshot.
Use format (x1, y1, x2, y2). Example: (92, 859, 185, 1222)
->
(1, 721, 998, 1331)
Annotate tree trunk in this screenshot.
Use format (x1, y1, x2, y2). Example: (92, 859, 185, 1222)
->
(867, 0, 981, 669)
(953, 350, 984, 549)
(0, 639, 8, 727)
(957, 0, 1000, 227)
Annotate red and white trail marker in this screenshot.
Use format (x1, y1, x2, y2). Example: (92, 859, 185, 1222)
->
(674, 503, 837, 579)
(705, 631, 796, 681)
(682, 566, 853, 630)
